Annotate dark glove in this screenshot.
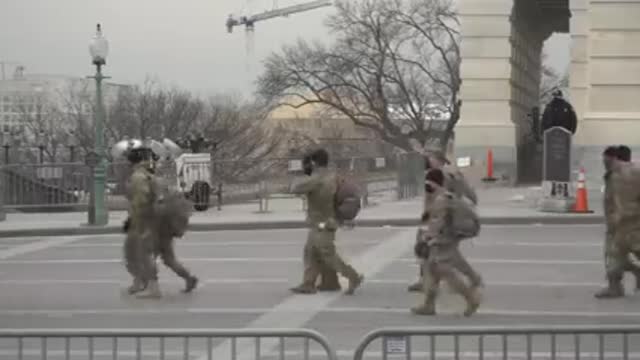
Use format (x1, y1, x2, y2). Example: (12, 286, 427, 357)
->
(123, 217, 131, 233)
(414, 241, 431, 259)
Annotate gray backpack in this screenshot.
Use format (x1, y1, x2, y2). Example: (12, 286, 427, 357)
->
(448, 197, 480, 239)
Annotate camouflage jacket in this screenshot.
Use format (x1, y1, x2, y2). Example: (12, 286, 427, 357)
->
(127, 163, 157, 221)
(290, 167, 338, 229)
(611, 163, 640, 228)
(424, 187, 456, 246)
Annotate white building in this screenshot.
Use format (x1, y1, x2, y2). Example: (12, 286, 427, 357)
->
(0, 66, 128, 134)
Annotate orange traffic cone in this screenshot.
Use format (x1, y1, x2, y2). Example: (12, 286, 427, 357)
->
(482, 148, 497, 182)
(573, 167, 593, 213)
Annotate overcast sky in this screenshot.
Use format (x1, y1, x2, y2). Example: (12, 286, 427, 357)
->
(1, 0, 570, 98)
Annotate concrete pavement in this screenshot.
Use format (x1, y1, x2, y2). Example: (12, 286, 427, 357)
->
(1, 224, 640, 359)
(0, 187, 604, 238)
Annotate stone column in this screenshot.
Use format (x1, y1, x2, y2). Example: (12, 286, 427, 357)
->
(457, 0, 550, 182)
(582, 0, 640, 144)
(457, 0, 515, 180)
(569, 0, 590, 131)
(572, 0, 640, 181)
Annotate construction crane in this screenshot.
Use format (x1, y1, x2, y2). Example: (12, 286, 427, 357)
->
(226, 0, 332, 33)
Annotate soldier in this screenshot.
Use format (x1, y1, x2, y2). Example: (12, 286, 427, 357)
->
(596, 145, 640, 298)
(411, 168, 480, 316)
(289, 148, 364, 295)
(408, 149, 482, 293)
(301, 153, 342, 292)
(123, 145, 161, 298)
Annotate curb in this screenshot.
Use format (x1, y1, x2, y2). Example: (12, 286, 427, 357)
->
(0, 215, 602, 238)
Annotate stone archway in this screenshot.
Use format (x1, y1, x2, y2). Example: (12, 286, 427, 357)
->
(454, 0, 570, 183)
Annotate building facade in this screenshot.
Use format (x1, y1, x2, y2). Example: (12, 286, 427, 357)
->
(456, 0, 640, 184)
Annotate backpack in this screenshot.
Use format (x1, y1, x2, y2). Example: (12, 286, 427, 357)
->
(334, 174, 362, 223)
(448, 197, 480, 240)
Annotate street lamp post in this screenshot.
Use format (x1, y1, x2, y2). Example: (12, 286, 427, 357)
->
(68, 130, 76, 162)
(37, 130, 45, 164)
(2, 131, 10, 164)
(88, 23, 110, 226)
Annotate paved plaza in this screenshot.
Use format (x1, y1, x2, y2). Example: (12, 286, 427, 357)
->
(0, 224, 639, 359)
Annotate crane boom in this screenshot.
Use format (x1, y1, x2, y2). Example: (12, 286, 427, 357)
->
(227, 0, 332, 33)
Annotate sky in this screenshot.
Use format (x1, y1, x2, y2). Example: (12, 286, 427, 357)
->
(0, 0, 570, 99)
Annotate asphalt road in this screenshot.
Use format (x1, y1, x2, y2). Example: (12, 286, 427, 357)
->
(1, 225, 640, 359)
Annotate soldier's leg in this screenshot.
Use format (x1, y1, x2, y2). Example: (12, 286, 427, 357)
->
(435, 261, 480, 317)
(317, 264, 341, 291)
(595, 235, 626, 298)
(452, 248, 483, 288)
(291, 230, 321, 294)
(135, 228, 162, 299)
(314, 230, 363, 295)
(628, 251, 640, 290)
(408, 229, 426, 292)
(408, 265, 424, 292)
(123, 233, 145, 294)
(158, 237, 198, 293)
(411, 260, 438, 315)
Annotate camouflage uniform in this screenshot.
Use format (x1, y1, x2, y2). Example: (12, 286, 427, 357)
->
(411, 187, 480, 316)
(409, 164, 483, 292)
(124, 162, 160, 298)
(289, 167, 363, 295)
(597, 163, 640, 298)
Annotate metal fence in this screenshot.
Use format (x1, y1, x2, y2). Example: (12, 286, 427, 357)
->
(353, 326, 640, 360)
(0, 328, 338, 360)
(0, 153, 424, 212)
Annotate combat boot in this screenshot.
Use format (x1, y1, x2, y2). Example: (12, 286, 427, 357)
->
(127, 278, 146, 295)
(411, 303, 435, 315)
(136, 280, 162, 299)
(407, 282, 423, 292)
(463, 292, 481, 317)
(289, 284, 317, 294)
(594, 284, 624, 298)
(184, 276, 199, 293)
(345, 274, 364, 295)
(411, 290, 436, 315)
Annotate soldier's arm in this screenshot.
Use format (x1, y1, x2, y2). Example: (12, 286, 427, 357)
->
(289, 175, 319, 195)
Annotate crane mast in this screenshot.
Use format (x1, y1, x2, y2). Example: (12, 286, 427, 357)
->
(226, 0, 332, 33)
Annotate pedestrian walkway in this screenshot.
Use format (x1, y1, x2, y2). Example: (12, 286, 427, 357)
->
(0, 186, 602, 236)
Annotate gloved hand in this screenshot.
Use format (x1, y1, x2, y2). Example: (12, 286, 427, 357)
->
(123, 217, 131, 233)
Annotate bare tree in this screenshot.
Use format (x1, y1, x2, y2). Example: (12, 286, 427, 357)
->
(200, 95, 283, 182)
(257, 0, 461, 152)
(540, 53, 569, 105)
(13, 92, 68, 163)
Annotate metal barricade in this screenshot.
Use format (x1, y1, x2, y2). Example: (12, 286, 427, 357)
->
(0, 328, 338, 360)
(353, 325, 640, 360)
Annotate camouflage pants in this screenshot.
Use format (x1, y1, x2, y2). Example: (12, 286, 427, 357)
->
(420, 243, 474, 306)
(607, 226, 640, 279)
(124, 222, 157, 283)
(301, 229, 358, 287)
(154, 235, 193, 281)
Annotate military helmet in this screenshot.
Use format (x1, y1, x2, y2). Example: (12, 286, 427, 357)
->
(111, 137, 184, 163)
(111, 137, 144, 160)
